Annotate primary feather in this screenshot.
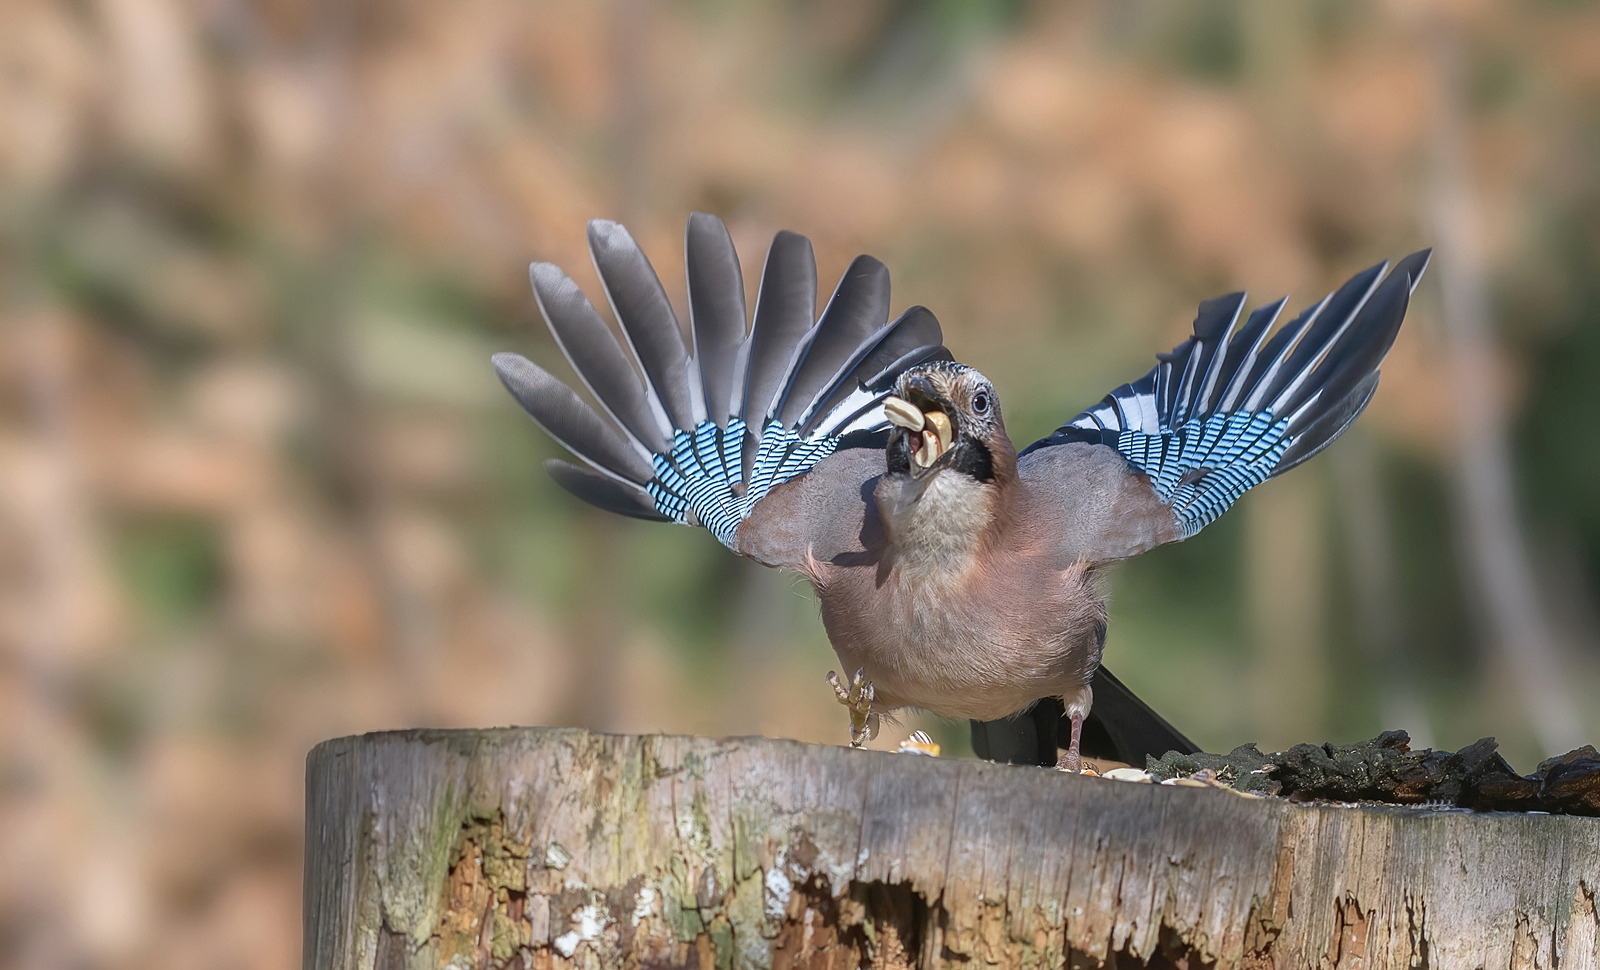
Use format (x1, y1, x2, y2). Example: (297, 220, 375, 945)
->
(776, 255, 892, 428)
(528, 262, 668, 456)
(798, 306, 952, 438)
(685, 213, 747, 427)
(588, 220, 700, 431)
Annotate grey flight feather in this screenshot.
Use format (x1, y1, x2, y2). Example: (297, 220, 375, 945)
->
(685, 212, 747, 426)
(492, 352, 655, 484)
(741, 231, 817, 424)
(503, 214, 945, 550)
(543, 459, 669, 522)
(776, 255, 892, 428)
(587, 219, 701, 432)
(529, 261, 669, 456)
(798, 305, 948, 438)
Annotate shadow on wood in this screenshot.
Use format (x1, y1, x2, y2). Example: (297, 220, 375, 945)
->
(304, 728, 1600, 969)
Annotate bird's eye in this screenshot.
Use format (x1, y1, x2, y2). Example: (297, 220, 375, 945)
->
(973, 392, 989, 414)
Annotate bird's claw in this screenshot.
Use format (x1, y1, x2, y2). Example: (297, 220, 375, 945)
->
(1055, 751, 1084, 774)
(827, 668, 877, 747)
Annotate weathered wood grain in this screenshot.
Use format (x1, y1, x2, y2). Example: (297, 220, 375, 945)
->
(304, 728, 1600, 970)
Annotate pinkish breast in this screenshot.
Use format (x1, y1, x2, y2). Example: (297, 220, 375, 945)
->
(811, 551, 1105, 722)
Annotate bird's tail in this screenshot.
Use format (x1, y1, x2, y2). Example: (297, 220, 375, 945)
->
(970, 666, 1199, 768)
(494, 214, 949, 548)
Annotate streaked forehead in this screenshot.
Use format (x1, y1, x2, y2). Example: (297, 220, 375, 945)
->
(903, 360, 988, 392)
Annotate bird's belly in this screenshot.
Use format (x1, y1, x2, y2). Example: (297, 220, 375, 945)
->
(819, 575, 1099, 722)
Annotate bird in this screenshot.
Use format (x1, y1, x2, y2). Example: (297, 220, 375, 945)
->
(493, 212, 1430, 771)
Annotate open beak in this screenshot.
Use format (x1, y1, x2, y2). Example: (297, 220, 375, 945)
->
(883, 394, 954, 469)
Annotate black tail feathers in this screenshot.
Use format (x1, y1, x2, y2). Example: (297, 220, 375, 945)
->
(970, 666, 1201, 768)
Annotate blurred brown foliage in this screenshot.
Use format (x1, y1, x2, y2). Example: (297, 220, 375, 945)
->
(4, 0, 1600, 966)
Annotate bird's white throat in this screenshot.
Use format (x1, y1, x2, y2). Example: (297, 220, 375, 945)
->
(878, 468, 994, 579)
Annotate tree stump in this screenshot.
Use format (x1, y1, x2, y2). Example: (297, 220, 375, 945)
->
(304, 728, 1600, 970)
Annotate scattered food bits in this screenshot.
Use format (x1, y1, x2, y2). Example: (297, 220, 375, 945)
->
(897, 731, 940, 757)
(1102, 767, 1154, 783)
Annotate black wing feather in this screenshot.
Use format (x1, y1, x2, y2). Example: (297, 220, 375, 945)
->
(1275, 370, 1380, 474)
(1030, 249, 1431, 541)
(1179, 292, 1246, 423)
(1277, 249, 1431, 456)
(1210, 297, 1283, 412)
(1256, 260, 1388, 410)
(503, 215, 950, 546)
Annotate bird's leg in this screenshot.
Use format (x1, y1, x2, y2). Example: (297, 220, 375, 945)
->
(1055, 683, 1093, 773)
(827, 668, 878, 747)
(1055, 713, 1084, 773)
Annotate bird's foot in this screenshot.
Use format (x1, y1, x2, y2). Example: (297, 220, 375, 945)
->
(827, 668, 878, 747)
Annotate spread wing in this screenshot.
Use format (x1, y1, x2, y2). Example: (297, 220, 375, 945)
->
(1020, 250, 1431, 557)
(493, 213, 950, 550)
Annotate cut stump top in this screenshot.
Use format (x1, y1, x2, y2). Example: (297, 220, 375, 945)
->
(304, 727, 1600, 970)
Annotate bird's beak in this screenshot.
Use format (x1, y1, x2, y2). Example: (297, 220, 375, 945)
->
(883, 394, 954, 469)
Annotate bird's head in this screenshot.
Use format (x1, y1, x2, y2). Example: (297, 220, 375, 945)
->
(881, 362, 1014, 485)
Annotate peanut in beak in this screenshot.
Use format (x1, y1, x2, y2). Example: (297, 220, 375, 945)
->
(884, 396, 954, 468)
(917, 411, 953, 467)
(882, 395, 924, 432)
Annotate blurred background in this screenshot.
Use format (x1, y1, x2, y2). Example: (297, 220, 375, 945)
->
(3, 0, 1600, 965)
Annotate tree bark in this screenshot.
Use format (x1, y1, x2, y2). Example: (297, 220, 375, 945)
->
(305, 728, 1600, 970)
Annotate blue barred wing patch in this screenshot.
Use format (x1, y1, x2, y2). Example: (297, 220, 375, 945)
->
(647, 418, 841, 548)
(1115, 411, 1290, 537)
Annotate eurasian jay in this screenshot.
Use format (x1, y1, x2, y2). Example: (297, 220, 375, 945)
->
(494, 213, 1429, 771)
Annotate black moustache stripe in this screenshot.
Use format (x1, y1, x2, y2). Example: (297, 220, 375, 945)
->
(947, 437, 994, 482)
(886, 429, 913, 475)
